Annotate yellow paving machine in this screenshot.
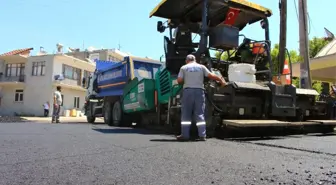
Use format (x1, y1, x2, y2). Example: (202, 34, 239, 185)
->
(85, 0, 336, 138)
(148, 0, 336, 137)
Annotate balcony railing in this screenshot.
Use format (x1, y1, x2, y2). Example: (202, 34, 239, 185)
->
(0, 75, 25, 83)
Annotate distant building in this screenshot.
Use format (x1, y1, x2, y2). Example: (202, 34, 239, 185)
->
(65, 48, 128, 62)
(0, 47, 95, 116)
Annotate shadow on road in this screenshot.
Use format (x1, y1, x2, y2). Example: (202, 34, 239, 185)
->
(150, 138, 201, 142)
(223, 136, 286, 142)
(150, 139, 183, 142)
(307, 133, 336, 137)
(92, 128, 165, 135)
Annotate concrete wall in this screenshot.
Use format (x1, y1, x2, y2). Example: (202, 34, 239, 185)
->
(0, 54, 95, 117)
(52, 55, 95, 116)
(22, 55, 55, 116)
(0, 85, 26, 116)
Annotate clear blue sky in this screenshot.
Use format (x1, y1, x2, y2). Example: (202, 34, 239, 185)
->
(0, 0, 334, 60)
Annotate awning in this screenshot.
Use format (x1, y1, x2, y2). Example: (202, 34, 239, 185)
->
(292, 54, 336, 83)
(292, 39, 336, 83)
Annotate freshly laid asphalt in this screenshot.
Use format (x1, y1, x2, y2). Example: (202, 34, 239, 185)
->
(0, 122, 335, 185)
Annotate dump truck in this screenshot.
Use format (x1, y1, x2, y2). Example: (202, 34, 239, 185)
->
(85, 0, 336, 138)
(84, 57, 163, 126)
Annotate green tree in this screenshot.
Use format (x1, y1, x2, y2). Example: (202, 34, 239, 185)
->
(215, 50, 234, 61)
(309, 37, 331, 58)
(270, 44, 302, 74)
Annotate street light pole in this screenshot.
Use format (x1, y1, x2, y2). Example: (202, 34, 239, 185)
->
(298, 0, 312, 89)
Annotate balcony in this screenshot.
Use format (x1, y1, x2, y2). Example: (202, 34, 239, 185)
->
(53, 76, 87, 92)
(0, 75, 25, 83)
(61, 78, 81, 86)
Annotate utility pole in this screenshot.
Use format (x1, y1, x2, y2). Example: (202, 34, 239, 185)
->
(298, 0, 312, 89)
(278, 0, 287, 76)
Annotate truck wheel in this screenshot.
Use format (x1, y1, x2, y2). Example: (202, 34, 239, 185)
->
(112, 101, 123, 126)
(87, 116, 96, 124)
(104, 102, 113, 126)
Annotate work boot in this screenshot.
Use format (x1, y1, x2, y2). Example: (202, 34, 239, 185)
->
(198, 137, 206, 141)
(176, 135, 189, 141)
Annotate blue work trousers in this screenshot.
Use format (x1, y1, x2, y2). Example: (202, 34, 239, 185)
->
(181, 88, 206, 138)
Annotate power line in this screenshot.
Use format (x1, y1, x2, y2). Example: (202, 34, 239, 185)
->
(307, 13, 311, 35)
(294, 0, 299, 22)
(295, 0, 315, 35)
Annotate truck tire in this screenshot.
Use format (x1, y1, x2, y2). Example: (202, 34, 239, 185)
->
(112, 101, 123, 126)
(87, 116, 96, 124)
(104, 102, 113, 126)
(86, 102, 96, 124)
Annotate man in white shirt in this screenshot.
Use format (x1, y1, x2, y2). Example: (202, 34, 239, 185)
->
(52, 86, 63, 123)
(43, 101, 50, 117)
(176, 54, 226, 141)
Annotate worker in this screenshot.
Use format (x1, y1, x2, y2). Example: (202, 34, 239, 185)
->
(52, 86, 63, 123)
(43, 101, 50, 117)
(176, 54, 227, 141)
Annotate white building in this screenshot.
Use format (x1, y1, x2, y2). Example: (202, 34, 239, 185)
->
(0, 47, 95, 116)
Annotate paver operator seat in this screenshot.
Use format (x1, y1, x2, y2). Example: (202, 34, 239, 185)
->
(164, 24, 198, 75)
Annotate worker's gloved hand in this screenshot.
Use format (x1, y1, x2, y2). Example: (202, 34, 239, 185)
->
(220, 77, 228, 87)
(220, 81, 228, 87)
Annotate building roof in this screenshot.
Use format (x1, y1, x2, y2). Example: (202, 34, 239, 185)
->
(0, 48, 34, 56)
(314, 39, 336, 58)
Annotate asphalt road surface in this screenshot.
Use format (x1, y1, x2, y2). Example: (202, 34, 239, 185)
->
(0, 122, 336, 185)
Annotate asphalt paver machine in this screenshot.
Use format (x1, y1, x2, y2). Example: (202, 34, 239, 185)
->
(149, 0, 336, 137)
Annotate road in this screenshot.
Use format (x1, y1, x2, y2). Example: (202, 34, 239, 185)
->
(0, 122, 335, 185)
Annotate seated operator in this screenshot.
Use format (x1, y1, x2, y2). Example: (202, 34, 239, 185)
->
(176, 54, 227, 141)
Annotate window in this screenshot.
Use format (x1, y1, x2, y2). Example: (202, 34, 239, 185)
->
(82, 70, 91, 88)
(14, 89, 24, 102)
(62, 64, 82, 85)
(32, 61, 46, 76)
(5, 64, 25, 77)
(62, 64, 81, 80)
(74, 97, 80, 109)
(134, 67, 152, 81)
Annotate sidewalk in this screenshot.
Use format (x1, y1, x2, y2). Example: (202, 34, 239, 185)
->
(20, 116, 104, 123)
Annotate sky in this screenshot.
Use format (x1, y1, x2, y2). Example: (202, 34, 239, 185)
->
(0, 0, 335, 60)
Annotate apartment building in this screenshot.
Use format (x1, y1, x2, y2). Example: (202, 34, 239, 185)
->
(0, 47, 95, 116)
(65, 48, 127, 62)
